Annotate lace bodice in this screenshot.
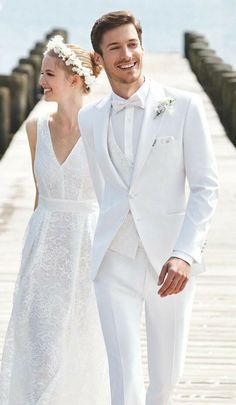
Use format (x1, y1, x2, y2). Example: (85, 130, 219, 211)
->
(34, 117, 96, 201)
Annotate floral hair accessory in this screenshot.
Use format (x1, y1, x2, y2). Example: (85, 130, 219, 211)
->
(155, 97, 175, 118)
(44, 35, 95, 89)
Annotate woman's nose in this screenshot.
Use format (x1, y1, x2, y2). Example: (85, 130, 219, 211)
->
(39, 74, 45, 86)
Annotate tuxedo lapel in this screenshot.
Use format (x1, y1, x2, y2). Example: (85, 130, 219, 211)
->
(94, 95, 128, 190)
(131, 82, 166, 187)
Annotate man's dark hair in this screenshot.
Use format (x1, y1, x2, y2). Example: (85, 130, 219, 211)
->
(91, 10, 142, 55)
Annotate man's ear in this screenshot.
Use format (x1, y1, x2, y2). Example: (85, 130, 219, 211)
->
(94, 52, 103, 67)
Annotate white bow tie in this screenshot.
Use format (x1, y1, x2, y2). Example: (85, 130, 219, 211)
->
(111, 95, 145, 112)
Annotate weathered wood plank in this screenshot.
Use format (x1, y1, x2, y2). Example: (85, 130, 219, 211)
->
(0, 54, 235, 403)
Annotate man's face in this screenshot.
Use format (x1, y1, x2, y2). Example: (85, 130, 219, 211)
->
(96, 23, 144, 91)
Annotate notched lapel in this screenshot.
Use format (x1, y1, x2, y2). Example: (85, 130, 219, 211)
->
(93, 95, 127, 190)
(93, 95, 110, 162)
(131, 83, 166, 186)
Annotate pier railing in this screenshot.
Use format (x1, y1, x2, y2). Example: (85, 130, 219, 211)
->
(0, 29, 68, 158)
(185, 31, 236, 147)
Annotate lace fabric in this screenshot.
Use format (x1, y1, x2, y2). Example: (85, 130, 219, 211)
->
(0, 116, 110, 404)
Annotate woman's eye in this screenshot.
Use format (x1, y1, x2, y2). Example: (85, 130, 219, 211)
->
(40, 72, 54, 77)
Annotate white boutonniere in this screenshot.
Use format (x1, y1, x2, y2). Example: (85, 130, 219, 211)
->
(155, 97, 175, 118)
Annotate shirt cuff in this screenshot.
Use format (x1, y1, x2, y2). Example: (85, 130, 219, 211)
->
(171, 250, 194, 266)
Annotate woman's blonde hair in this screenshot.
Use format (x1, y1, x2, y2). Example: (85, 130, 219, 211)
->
(46, 45, 102, 94)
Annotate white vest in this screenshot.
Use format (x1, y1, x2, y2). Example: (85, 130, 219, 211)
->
(108, 121, 141, 258)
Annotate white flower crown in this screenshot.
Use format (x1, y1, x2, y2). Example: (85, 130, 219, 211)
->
(44, 35, 95, 89)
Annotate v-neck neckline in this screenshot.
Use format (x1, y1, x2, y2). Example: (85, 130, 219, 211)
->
(46, 117, 81, 168)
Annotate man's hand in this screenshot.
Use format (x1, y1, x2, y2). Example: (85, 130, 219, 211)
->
(157, 257, 191, 298)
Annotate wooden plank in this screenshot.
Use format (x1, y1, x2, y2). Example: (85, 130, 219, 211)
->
(0, 54, 235, 403)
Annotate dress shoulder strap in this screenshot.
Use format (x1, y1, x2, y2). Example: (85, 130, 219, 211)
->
(36, 114, 49, 142)
(34, 114, 50, 162)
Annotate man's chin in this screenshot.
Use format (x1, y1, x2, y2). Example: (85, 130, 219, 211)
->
(120, 74, 142, 85)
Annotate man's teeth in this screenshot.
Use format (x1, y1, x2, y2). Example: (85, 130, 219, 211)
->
(120, 63, 135, 69)
(44, 89, 51, 93)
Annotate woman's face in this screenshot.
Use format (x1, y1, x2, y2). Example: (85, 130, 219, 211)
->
(39, 54, 75, 102)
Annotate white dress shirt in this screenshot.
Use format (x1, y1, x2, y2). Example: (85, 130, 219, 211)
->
(110, 79, 193, 266)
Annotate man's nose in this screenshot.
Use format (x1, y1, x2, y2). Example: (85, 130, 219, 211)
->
(121, 46, 132, 59)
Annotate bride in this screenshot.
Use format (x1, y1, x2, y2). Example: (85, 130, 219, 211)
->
(0, 35, 110, 405)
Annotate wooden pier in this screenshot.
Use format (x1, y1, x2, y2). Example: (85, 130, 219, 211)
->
(0, 54, 236, 404)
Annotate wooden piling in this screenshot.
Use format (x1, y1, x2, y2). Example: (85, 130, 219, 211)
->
(0, 87, 11, 155)
(185, 31, 236, 146)
(46, 28, 68, 42)
(13, 62, 35, 113)
(19, 57, 42, 102)
(184, 32, 208, 58)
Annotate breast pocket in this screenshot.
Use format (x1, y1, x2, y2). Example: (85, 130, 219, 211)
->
(150, 135, 180, 168)
(155, 135, 176, 146)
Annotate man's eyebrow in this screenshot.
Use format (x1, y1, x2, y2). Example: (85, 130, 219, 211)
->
(106, 39, 139, 48)
(106, 42, 119, 47)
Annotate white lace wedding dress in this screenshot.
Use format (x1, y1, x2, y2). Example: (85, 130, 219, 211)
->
(0, 116, 110, 405)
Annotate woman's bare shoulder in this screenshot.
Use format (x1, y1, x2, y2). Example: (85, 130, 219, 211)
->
(25, 117, 38, 150)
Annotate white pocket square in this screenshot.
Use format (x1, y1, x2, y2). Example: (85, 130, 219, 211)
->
(155, 136, 175, 145)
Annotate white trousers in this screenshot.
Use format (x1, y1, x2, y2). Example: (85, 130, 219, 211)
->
(94, 247, 196, 405)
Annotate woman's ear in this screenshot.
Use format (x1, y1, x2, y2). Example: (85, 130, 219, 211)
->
(70, 74, 82, 87)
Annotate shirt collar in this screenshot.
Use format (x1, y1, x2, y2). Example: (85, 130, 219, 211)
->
(111, 78, 150, 107)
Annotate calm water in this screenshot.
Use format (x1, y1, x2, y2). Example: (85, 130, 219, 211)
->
(0, 0, 236, 74)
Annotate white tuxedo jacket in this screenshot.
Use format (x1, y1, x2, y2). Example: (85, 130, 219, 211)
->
(78, 80, 219, 279)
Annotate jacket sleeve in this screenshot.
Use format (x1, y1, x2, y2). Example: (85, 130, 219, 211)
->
(173, 94, 219, 263)
(78, 109, 105, 206)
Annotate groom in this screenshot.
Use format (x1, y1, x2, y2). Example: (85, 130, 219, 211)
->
(79, 10, 219, 405)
